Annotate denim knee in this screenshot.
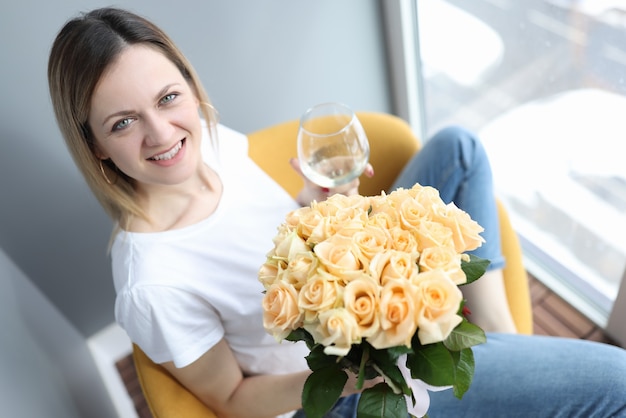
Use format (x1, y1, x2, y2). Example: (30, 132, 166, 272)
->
(429, 125, 485, 172)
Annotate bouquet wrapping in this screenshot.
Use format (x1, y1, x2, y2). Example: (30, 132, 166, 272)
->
(259, 184, 488, 418)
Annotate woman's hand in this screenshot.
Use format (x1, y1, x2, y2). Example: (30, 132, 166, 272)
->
(290, 158, 375, 206)
(341, 370, 385, 397)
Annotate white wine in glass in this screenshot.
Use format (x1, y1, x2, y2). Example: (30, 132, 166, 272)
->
(297, 102, 370, 188)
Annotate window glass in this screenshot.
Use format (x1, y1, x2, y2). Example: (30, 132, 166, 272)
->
(417, 0, 626, 324)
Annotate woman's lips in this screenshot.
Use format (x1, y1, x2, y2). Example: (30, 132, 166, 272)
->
(148, 139, 184, 161)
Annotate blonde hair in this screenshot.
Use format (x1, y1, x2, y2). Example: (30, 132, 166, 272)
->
(47, 7, 216, 229)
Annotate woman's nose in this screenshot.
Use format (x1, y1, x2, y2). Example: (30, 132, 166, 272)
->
(143, 111, 175, 146)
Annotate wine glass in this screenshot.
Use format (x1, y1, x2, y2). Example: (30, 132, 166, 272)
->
(296, 102, 370, 188)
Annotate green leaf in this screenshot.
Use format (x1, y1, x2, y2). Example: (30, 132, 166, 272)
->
(406, 343, 456, 387)
(306, 344, 339, 371)
(302, 366, 347, 418)
(386, 344, 414, 359)
(368, 350, 410, 394)
(366, 343, 412, 368)
(452, 348, 475, 399)
(460, 255, 490, 284)
(443, 320, 487, 351)
(286, 328, 315, 346)
(357, 383, 408, 418)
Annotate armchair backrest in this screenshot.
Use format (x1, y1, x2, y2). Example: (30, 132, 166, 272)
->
(247, 111, 421, 197)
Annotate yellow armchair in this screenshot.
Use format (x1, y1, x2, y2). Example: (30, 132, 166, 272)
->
(132, 111, 533, 418)
(247, 111, 533, 334)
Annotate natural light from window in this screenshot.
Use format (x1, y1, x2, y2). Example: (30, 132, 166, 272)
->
(416, 0, 626, 326)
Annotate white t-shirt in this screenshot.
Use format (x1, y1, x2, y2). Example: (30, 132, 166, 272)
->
(111, 123, 309, 376)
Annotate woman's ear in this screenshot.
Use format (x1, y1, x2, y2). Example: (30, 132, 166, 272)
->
(93, 145, 109, 161)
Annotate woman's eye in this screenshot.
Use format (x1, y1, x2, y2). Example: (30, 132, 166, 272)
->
(159, 93, 178, 105)
(112, 118, 133, 132)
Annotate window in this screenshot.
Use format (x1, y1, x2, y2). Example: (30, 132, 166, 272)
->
(383, 0, 626, 338)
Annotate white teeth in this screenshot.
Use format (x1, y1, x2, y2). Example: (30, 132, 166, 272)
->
(151, 141, 182, 161)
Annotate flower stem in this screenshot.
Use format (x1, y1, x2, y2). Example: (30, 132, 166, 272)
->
(371, 363, 402, 395)
(356, 345, 369, 390)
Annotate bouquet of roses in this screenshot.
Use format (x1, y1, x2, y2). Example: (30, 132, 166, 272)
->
(259, 184, 488, 418)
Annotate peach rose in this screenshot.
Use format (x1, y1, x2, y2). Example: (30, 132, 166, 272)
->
(274, 230, 310, 260)
(262, 281, 303, 341)
(413, 219, 453, 252)
(270, 223, 291, 250)
(313, 235, 361, 278)
(298, 270, 342, 322)
(418, 246, 467, 285)
(432, 202, 485, 252)
(304, 308, 361, 356)
(409, 184, 446, 210)
(368, 193, 389, 211)
(398, 197, 430, 232)
(370, 250, 419, 286)
(368, 211, 399, 230)
(311, 197, 342, 217)
(313, 206, 368, 243)
(367, 279, 420, 349)
(284, 206, 309, 229)
(306, 217, 332, 245)
(258, 258, 281, 289)
(324, 193, 371, 212)
(291, 207, 324, 241)
(332, 211, 369, 240)
(352, 224, 390, 269)
(388, 226, 419, 254)
(283, 251, 319, 290)
(343, 276, 381, 338)
(334, 219, 368, 240)
(413, 270, 463, 345)
(304, 198, 366, 244)
(307, 211, 365, 244)
(386, 187, 413, 208)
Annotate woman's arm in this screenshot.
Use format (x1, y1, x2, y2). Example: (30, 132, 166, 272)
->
(162, 338, 309, 418)
(162, 338, 381, 418)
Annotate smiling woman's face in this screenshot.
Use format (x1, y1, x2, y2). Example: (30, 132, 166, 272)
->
(88, 44, 203, 190)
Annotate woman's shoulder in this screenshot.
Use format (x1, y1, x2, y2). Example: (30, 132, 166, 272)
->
(216, 123, 248, 147)
(201, 121, 249, 161)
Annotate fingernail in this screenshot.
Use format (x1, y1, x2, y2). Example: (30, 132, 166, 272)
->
(321, 187, 330, 193)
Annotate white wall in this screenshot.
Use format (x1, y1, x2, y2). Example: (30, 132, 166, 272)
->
(0, 248, 116, 417)
(0, 0, 391, 338)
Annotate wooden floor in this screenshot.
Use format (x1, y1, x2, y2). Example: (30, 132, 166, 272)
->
(115, 274, 620, 418)
(529, 275, 618, 344)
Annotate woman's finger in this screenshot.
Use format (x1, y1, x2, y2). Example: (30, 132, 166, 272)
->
(289, 158, 303, 177)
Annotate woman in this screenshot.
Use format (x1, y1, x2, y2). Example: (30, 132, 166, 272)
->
(48, 7, 626, 418)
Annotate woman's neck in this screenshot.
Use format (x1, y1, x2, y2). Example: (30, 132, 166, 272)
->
(129, 164, 222, 232)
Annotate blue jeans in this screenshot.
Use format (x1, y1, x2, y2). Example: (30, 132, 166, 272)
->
(307, 334, 626, 417)
(391, 125, 505, 270)
(292, 395, 359, 418)
(293, 127, 626, 417)
(427, 333, 626, 417)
